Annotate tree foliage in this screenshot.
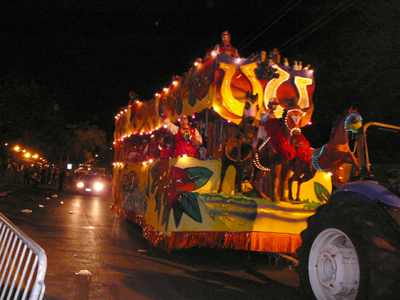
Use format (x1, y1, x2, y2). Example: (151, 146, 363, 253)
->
(70, 123, 107, 162)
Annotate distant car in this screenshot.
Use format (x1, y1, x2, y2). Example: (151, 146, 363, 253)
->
(75, 174, 108, 195)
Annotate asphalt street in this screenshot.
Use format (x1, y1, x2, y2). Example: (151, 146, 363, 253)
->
(0, 183, 301, 300)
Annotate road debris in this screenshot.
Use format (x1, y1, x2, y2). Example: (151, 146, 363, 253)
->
(75, 270, 92, 276)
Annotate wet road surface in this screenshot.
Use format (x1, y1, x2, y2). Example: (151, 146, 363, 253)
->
(0, 184, 301, 300)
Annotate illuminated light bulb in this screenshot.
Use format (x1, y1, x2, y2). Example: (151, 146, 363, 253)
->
(155, 93, 159, 97)
(164, 125, 167, 128)
(308, 121, 313, 125)
(142, 161, 147, 166)
(194, 61, 199, 67)
(214, 106, 220, 112)
(182, 154, 187, 158)
(327, 172, 333, 177)
(124, 109, 127, 112)
(236, 58, 241, 63)
(212, 51, 217, 57)
(163, 87, 168, 92)
(191, 114, 195, 119)
(227, 120, 231, 123)
(113, 142, 115, 144)
(135, 100, 140, 104)
(115, 116, 118, 119)
(140, 132, 143, 135)
(149, 159, 153, 164)
(173, 81, 178, 86)
(177, 118, 181, 122)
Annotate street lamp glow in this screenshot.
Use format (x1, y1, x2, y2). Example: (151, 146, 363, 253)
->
(14, 146, 20, 151)
(25, 153, 30, 158)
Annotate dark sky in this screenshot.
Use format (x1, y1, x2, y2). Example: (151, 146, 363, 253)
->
(0, 0, 365, 138)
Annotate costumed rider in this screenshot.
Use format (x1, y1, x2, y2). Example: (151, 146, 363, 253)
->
(214, 31, 240, 58)
(255, 98, 281, 149)
(162, 110, 203, 158)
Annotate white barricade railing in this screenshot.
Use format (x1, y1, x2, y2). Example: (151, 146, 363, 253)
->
(0, 213, 47, 300)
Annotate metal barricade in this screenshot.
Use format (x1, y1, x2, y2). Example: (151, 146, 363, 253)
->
(0, 213, 47, 300)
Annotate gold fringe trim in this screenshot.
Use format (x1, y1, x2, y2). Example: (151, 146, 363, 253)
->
(111, 204, 301, 253)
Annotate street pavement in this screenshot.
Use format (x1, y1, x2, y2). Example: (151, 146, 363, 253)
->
(0, 182, 301, 300)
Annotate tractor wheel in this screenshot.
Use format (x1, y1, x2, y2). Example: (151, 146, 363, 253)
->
(297, 196, 400, 300)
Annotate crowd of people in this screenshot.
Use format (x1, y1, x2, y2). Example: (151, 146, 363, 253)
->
(0, 161, 67, 191)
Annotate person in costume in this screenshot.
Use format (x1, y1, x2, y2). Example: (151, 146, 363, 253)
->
(163, 113, 203, 158)
(143, 134, 161, 160)
(255, 98, 279, 149)
(214, 31, 240, 58)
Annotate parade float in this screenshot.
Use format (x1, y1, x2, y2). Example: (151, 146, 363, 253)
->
(110, 50, 335, 253)
(110, 37, 400, 299)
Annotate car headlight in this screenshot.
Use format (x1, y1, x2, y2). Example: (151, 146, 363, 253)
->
(77, 182, 84, 188)
(94, 182, 104, 191)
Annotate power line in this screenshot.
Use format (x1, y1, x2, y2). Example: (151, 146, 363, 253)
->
(279, 0, 361, 52)
(239, 0, 303, 52)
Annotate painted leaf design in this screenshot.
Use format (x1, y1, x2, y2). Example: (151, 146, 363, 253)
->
(314, 182, 330, 202)
(184, 167, 213, 190)
(188, 91, 197, 107)
(171, 166, 195, 191)
(181, 192, 202, 223)
(173, 201, 184, 228)
(150, 160, 161, 193)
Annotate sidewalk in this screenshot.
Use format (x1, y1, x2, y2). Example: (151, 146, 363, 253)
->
(0, 184, 24, 197)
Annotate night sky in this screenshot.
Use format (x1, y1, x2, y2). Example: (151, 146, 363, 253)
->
(1, 0, 397, 142)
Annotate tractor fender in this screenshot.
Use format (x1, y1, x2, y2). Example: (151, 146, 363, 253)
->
(329, 180, 400, 228)
(330, 180, 400, 208)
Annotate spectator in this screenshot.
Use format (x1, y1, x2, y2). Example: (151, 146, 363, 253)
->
(58, 168, 66, 192)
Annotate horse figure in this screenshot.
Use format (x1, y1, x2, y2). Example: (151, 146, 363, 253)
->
(252, 107, 306, 202)
(218, 92, 260, 193)
(288, 107, 362, 201)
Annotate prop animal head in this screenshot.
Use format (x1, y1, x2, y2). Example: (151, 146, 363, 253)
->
(330, 107, 362, 140)
(284, 108, 306, 136)
(243, 92, 260, 125)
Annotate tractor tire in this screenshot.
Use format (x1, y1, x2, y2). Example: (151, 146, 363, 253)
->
(296, 195, 400, 300)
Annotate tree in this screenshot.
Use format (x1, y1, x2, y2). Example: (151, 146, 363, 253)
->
(70, 123, 107, 164)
